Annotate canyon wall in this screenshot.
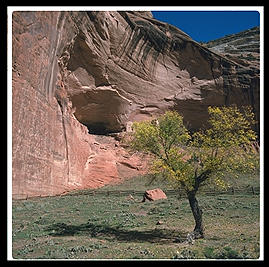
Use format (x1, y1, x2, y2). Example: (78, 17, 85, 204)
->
(12, 11, 259, 198)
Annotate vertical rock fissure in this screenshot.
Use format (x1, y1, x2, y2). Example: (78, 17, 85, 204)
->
(44, 12, 66, 101)
(57, 99, 70, 182)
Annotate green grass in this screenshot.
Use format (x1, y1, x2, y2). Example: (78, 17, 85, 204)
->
(12, 174, 260, 260)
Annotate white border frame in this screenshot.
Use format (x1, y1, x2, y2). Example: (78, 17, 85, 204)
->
(7, 6, 264, 261)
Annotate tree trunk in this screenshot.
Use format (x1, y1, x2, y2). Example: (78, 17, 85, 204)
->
(187, 191, 204, 239)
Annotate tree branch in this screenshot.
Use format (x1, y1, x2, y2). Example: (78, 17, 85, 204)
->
(194, 169, 212, 191)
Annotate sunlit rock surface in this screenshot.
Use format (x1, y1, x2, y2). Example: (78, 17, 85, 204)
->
(12, 11, 259, 198)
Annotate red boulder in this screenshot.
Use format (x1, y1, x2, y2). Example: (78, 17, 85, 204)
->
(142, 188, 167, 202)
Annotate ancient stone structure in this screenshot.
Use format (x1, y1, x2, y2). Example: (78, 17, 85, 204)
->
(12, 11, 259, 198)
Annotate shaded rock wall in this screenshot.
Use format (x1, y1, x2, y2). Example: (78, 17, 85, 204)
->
(12, 11, 259, 198)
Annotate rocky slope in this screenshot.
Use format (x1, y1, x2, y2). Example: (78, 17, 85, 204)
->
(204, 26, 260, 69)
(12, 11, 259, 198)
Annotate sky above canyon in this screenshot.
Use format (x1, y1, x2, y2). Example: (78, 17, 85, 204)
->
(152, 10, 260, 42)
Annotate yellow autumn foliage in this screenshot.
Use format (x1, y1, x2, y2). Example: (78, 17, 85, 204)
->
(130, 107, 259, 194)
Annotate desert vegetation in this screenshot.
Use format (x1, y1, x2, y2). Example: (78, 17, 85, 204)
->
(130, 106, 259, 240)
(12, 173, 260, 259)
(12, 106, 260, 260)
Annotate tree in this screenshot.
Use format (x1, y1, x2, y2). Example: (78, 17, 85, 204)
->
(130, 107, 259, 239)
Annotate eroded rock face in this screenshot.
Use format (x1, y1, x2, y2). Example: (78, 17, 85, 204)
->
(12, 11, 148, 199)
(62, 11, 259, 133)
(12, 11, 259, 198)
(205, 26, 260, 69)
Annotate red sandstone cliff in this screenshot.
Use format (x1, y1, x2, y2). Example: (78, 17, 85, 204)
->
(12, 11, 259, 198)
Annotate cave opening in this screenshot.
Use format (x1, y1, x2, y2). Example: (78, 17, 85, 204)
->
(84, 122, 122, 135)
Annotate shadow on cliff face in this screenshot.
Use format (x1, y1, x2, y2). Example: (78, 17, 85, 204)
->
(45, 222, 186, 244)
(84, 122, 112, 135)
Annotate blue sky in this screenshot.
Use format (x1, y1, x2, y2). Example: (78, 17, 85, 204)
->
(152, 11, 260, 42)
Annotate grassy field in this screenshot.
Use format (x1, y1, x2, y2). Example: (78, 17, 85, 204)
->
(12, 174, 261, 260)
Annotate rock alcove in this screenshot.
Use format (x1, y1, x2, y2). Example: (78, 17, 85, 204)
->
(12, 11, 259, 198)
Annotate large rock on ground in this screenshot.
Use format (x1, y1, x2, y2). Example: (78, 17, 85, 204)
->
(142, 188, 167, 201)
(12, 11, 259, 198)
